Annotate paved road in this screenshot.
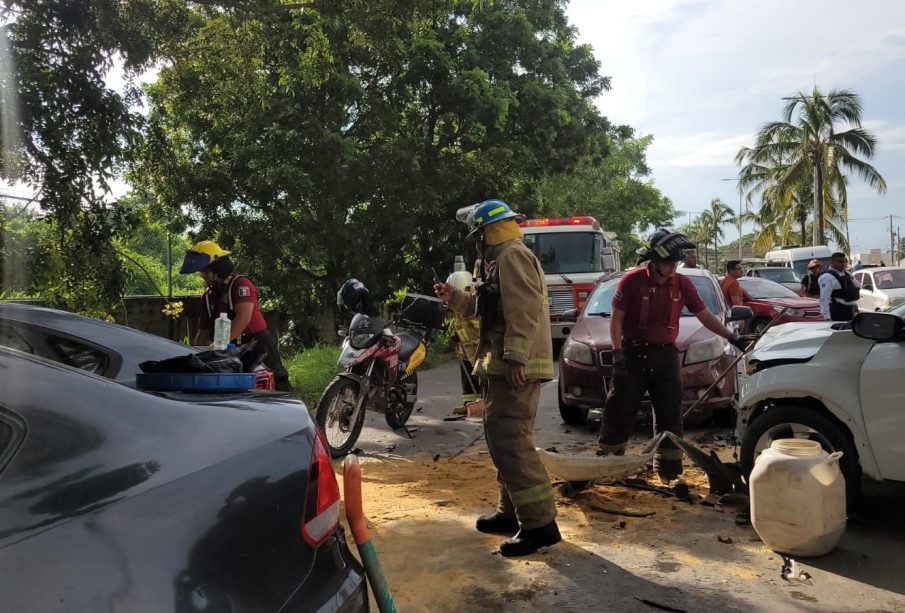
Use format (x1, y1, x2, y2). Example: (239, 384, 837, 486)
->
(349, 359, 592, 459)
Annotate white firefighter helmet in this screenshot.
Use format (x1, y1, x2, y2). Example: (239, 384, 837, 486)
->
(446, 270, 473, 292)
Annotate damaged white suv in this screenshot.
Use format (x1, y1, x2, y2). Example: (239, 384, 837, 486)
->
(735, 302, 905, 502)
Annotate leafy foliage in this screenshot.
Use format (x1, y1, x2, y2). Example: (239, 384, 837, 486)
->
(736, 87, 886, 248)
(130, 0, 619, 335)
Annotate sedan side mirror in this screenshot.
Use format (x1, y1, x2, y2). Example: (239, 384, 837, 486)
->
(852, 311, 903, 342)
(727, 305, 754, 322)
(561, 308, 579, 322)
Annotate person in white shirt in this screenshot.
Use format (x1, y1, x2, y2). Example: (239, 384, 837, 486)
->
(680, 249, 702, 269)
(818, 252, 861, 321)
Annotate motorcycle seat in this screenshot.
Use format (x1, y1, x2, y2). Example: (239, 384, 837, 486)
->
(397, 330, 422, 362)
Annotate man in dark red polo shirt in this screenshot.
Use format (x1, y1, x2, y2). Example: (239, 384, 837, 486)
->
(597, 229, 752, 482)
(180, 241, 293, 392)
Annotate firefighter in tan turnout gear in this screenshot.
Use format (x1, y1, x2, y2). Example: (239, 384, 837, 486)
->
(435, 199, 560, 557)
(446, 265, 483, 415)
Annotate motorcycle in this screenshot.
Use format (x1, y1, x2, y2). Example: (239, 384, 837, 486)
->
(315, 292, 447, 458)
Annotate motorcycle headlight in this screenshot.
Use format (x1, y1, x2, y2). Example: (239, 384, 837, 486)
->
(773, 305, 805, 318)
(684, 335, 725, 365)
(350, 332, 373, 349)
(562, 338, 594, 365)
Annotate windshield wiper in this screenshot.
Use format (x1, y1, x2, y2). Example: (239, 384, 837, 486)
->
(588, 312, 610, 317)
(559, 272, 573, 284)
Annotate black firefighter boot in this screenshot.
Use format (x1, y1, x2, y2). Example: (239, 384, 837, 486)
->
(475, 512, 519, 535)
(499, 520, 561, 557)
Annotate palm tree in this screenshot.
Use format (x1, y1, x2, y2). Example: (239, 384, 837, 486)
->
(684, 216, 711, 269)
(736, 87, 886, 245)
(702, 198, 734, 271)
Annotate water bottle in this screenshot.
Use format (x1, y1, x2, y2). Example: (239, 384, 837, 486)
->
(213, 313, 231, 350)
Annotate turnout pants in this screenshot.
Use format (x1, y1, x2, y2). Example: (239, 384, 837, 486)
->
(597, 344, 684, 479)
(484, 376, 557, 529)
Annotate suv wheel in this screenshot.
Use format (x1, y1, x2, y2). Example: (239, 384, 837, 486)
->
(740, 404, 861, 503)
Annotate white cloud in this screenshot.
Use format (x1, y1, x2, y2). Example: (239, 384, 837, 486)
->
(648, 131, 751, 167)
(863, 119, 905, 152)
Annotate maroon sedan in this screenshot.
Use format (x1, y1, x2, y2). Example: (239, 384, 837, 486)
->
(737, 276, 822, 333)
(557, 268, 751, 425)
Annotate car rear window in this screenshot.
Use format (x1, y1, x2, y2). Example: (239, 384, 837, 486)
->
(0, 323, 33, 353)
(43, 334, 109, 375)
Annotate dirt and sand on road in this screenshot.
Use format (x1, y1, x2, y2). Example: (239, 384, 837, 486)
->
(333, 360, 905, 612)
(336, 442, 905, 613)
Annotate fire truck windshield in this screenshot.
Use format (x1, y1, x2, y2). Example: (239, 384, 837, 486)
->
(523, 232, 602, 275)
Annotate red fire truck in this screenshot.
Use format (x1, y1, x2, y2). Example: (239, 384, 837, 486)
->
(518, 216, 621, 340)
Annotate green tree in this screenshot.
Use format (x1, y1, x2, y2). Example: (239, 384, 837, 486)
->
(701, 198, 734, 272)
(131, 0, 614, 335)
(736, 87, 886, 246)
(1, 0, 190, 314)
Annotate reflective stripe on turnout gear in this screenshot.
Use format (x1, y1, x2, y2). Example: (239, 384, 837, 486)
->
(510, 482, 554, 507)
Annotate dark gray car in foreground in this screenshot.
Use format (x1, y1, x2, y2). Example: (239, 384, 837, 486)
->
(0, 346, 367, 612)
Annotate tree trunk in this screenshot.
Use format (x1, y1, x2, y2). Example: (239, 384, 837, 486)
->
(713, 232, 719, 272)
(799, 210, 808, 246)
(813, 155, 825, 245)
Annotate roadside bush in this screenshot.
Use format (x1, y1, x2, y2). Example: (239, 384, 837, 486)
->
(285, 344, 341, 407)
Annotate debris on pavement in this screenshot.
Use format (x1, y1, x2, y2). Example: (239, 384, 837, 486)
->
(583, 492, 656, 518)
(780, 556, 812, 583)
(634, 596, 687, 612)
(717, 535, 734, 544)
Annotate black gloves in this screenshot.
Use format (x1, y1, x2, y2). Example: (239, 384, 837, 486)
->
(612, 349, 630, 377)
(729, 334, 758, 351)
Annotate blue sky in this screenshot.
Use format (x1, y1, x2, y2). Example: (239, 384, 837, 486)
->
(567, 0, 905, 252)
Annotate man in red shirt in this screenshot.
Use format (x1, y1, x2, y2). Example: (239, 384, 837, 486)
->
(720, 260, 744, 306)
(597, 229, 752, 482)
(180, 241, 292, 392)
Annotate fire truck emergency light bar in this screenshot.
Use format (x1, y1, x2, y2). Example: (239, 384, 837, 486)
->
(519, 216, 598, 227)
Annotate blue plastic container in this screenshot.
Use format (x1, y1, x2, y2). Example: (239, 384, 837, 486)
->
(136, 373, 256, 392)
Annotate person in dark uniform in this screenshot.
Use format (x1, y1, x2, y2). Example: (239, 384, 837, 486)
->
(180, 241, 292, 392)
(799, 259, 823, 298)
(818, 252, 861, 321)
(596, 228, 754, 483)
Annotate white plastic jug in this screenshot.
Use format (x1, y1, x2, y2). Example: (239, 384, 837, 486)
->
(213, 312, 231, 350)
(749, 439, 846, 557)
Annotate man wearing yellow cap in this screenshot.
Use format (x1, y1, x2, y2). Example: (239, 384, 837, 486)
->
(180, 241, 292, 391)
(434, 199, 558, 558)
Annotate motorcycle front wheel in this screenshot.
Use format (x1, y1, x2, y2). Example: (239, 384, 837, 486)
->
(385, 371, 418, 429)
(315, 376, 366, 458)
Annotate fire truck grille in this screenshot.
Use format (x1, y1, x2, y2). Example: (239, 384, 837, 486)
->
(547, 287, 574, 315)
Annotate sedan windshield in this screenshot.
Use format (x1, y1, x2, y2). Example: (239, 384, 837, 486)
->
(584, 273, 721, 316)
(738, 277, 799, 299)
(753, 268, 799, 284)
(523, 232, 602, 274)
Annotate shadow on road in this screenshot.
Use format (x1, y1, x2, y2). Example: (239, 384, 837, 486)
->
(804, 496, 905, 597)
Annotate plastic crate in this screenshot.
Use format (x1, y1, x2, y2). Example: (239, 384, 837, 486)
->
(399, 293, 447, 329)
(136, 373, 257, 392)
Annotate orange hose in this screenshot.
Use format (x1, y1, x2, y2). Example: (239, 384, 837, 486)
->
(342, 454, 371, 545)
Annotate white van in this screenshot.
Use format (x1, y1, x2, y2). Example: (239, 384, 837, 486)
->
(763, 245, 832, 279)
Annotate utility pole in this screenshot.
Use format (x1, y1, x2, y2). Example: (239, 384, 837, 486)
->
(891, 214, 895, 264)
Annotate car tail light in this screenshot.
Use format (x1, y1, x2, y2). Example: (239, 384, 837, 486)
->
(254, 368, 276, 390)
(301, 431, 341, 546)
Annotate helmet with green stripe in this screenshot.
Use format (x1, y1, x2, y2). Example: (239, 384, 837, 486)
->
(455, 199, 524, 239)
(639, 228, 695, 263)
